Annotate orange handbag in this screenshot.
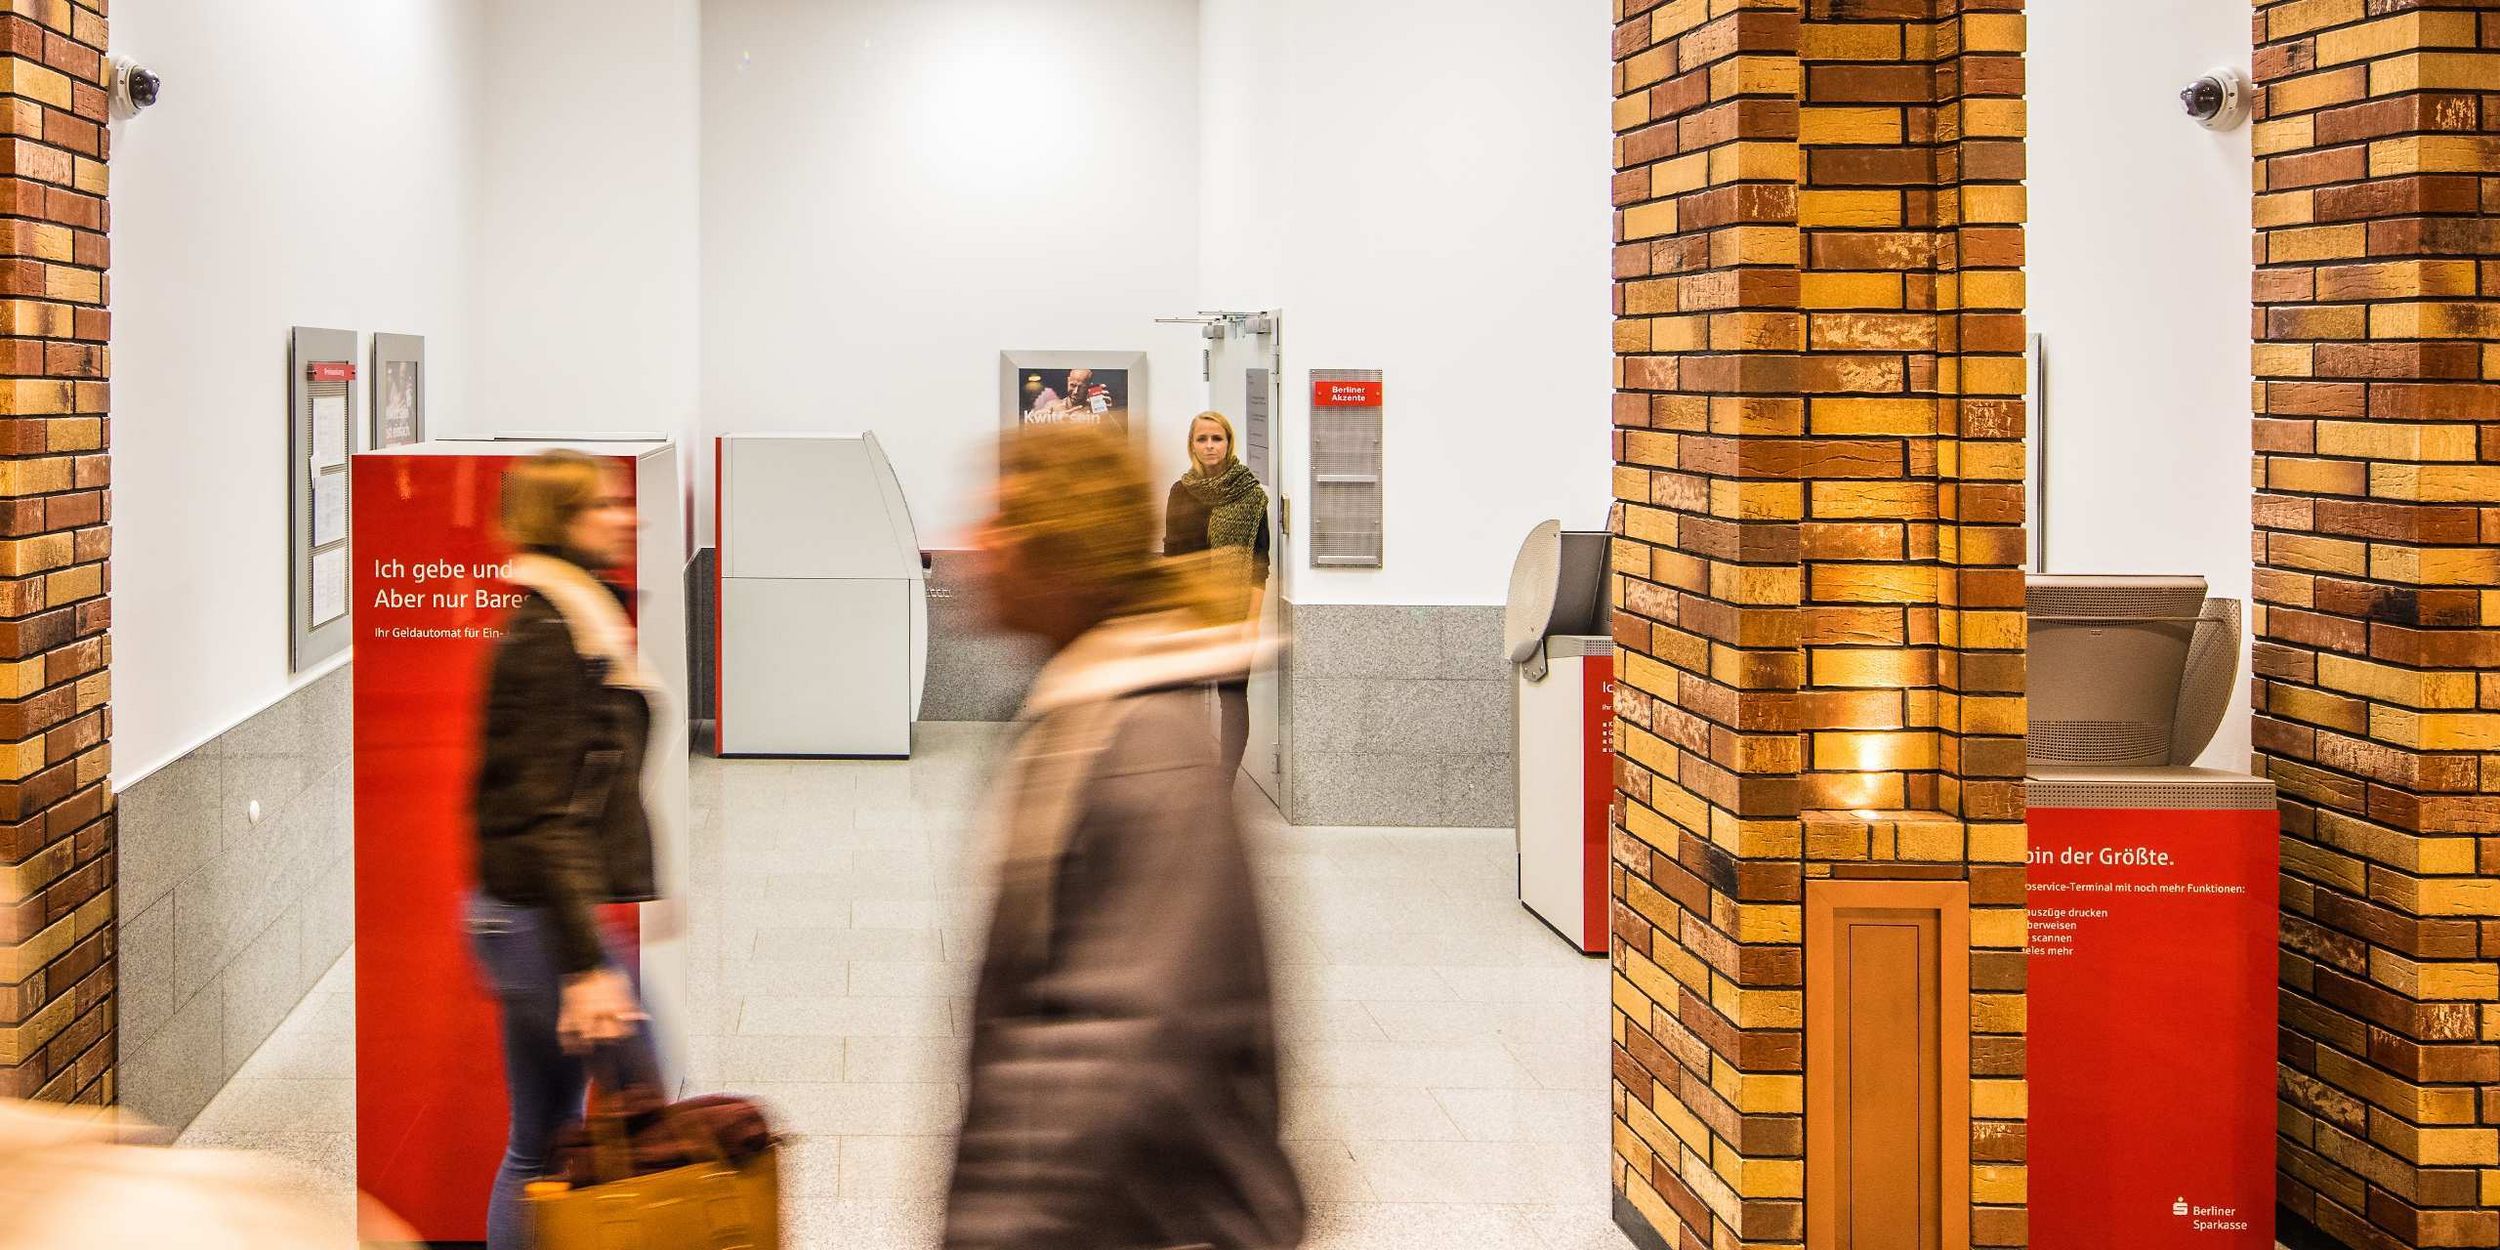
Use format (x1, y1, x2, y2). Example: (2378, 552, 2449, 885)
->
(525, 1089, 782, 1250)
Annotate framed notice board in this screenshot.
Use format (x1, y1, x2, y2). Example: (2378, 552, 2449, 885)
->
(291, 326, 357, 672)
(372, 332, 426, 449)
(1307, 369, 1384, 568)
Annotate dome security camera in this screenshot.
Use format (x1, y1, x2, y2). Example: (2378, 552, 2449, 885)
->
(110, 56, 161, 117)
(2179, 66, 2250, 131)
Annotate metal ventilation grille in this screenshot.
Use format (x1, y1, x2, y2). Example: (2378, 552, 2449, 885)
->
(2028, 776, 2277, 811)
(1308, 369, 1383, 568)
(2170, 597, 2241, 764)
(2033, 719, 2170, 766)
(2026, 580, 2207, 621)
(1552, 634, 1613, 659)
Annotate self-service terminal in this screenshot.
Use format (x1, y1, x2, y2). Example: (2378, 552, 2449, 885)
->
(1504, 520, 1614, 955)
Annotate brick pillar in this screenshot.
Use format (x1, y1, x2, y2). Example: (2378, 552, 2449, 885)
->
(2251, 4, 2500, 1247)
(0, 0, 112, 1107)
(1609, 1, 2026, 1246)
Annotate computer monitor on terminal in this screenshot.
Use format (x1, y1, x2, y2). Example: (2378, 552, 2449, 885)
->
(2026, 574, 2240, 769)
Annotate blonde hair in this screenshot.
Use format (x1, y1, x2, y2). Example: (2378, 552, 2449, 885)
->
(998, 427, 1228, 625)
(500, 450, 609, 550)
(1187, 411, 1238, 468)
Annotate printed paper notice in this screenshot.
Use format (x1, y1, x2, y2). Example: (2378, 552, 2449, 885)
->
(311, 546, 348, 626)
(311, 471, 347, 547)
(311, 396, 349, 468)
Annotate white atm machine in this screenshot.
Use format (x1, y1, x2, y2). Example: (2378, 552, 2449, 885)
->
(715, 433, 928, 757)
(1504, 520, 1615, 955)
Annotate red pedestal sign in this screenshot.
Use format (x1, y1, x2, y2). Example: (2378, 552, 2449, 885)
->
(2028, 803, 2279, 1248)
(351, 451, 642, 1243)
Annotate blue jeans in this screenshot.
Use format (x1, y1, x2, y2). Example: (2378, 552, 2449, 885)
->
(463, 892, 661, 1250)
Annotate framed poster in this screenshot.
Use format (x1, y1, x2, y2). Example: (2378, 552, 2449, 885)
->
(999, 350, 1148, 440)
(372, 332, 425, 448)
(290, 326, 359, 672)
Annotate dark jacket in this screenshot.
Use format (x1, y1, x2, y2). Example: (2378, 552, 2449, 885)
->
(471, 579, 656, 976)
(1163, 481, 1271, 584)
(947, 617, 1302, 1250)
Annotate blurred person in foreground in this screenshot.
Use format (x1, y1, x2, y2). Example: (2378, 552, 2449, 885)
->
(467, 450, 665, 1250)
(1161, 410, 1269, 780)
(945, 427, 1303, 1250)
(0, 1099, 417, 1248)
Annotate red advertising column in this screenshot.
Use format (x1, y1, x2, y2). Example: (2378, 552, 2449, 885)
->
(2027, 800, 2279, 1248)
(351, 450, 642, 1244)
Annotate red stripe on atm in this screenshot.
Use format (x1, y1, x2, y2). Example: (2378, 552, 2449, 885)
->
(1581, 654, 1615, 954)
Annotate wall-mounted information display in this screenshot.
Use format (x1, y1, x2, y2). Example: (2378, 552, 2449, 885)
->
(371, 332, 426, 449)
(1307, 368, 1383, 569)
(289, 327, 358, 672)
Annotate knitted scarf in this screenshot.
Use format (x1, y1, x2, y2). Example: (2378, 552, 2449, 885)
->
(503, 551, 657, 694)
(1183, 459, 1264, 553)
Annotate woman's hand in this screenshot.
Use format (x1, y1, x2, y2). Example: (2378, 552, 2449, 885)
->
(557, 968, 646, 1055)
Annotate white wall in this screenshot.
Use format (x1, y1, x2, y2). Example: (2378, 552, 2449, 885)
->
(111, 0, 484, 783)
(699, 0, 1205, 548)
(2031, 2, 2253, 768)
(1199, 0, 1617, 607)
(466, 0, 701, 449)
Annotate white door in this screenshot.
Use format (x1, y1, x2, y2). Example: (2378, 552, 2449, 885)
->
(1202, 313, 1286, 807)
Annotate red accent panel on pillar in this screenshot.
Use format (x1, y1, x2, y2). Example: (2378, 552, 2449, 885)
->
(1582, 653, 1615, 955)
(2028, 805, 2278, 1249)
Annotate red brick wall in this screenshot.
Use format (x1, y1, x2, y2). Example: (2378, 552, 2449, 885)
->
(1609, 0, 2026, 1245)
(0, 0, 112, 1106)
(2250, 3, 2500, 1247)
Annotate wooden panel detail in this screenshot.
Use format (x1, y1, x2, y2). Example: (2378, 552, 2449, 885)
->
(1807, 880, 1972, 1250)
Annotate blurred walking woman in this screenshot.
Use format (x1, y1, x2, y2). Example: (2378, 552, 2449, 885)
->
(947, 427, 1303, 1250)
(467, 450, 664, 1250)
(1163, 411, 1269, 778)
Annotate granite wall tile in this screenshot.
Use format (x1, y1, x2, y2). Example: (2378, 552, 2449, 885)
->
(116, 750, 221, 918)
(1400, 680, 1511, 756)
(170, 840, 255, 1007)
(688, 549, 717, 720)
(219, 693, 313, 840)
(122, 982, 224, 1132)
(921, 550, 1046, 722)
(221, 907, 304, 1076)
(1438, 754, 1516, 829)
(116, 895, 176, 1055)
(300, 854, 353, 998)
(304, 667, 353, 764)
(1289, 606, 1449, 680)
(1288, 678, 1402, 755)
(1282, 603, 1516, 828)
(118, 669, 357, 1133)
(1431, 608, 1511, 682)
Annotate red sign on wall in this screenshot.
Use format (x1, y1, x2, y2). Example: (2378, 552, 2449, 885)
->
(309, 361, 357, 383)
(352, 451, 641, 1243)
(1312, 379, 1382, 407)
(2027, 804, 2278, 1249)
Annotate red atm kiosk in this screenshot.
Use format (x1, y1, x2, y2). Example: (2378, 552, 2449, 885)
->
(351, 441, 689, 1244)
(2023, 577, 2278, 1248)
(2028, 769, 2278, 1247)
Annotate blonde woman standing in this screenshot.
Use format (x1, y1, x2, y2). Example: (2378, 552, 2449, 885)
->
(1161, 411, 1270, 778)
